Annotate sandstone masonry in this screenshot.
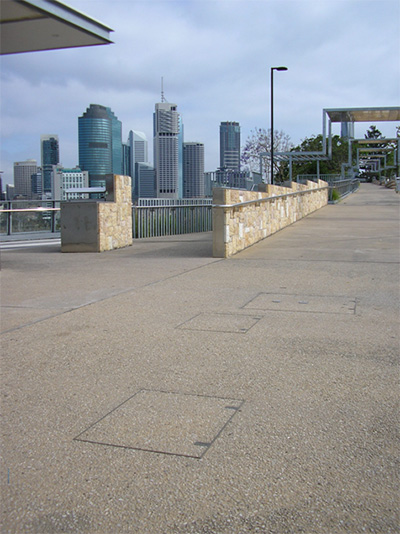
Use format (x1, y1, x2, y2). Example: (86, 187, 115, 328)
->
(61, 174, 132, 253)
(212, 180, 328, 258)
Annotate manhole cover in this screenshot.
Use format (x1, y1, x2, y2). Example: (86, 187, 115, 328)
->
(243, 293, 356, 314)
(178, 313, 262, 333)
(75, 389, 244, 458)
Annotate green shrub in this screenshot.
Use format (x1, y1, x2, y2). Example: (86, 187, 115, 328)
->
(331, 188, 340, 202)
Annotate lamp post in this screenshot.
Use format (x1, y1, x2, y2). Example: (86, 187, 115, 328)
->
(270, 66, 288, 185)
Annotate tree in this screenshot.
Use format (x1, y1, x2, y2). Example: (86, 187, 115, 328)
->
(241, 128, 292, 182)
(365, 125, 383, 140)
(289, 134, 350, 179)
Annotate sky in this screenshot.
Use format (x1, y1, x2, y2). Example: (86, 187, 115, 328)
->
(1, 0, 399, 186)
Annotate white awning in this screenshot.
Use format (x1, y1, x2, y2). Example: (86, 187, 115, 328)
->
(1, 0, 113, 55)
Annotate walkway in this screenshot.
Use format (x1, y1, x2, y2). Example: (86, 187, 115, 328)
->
(1, 183, 399, 533)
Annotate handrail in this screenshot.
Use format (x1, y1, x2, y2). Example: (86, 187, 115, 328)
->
(134, 203, 213, 210)
(214, 185, 329, 209)
(0, 207, 60, 213)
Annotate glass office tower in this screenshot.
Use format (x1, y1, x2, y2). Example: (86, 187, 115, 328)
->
(78, 104, 122, 187)
(219, 121, 240, 171)
(41, 134, 59, 194)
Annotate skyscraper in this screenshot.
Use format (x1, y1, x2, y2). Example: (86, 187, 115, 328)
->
(31, 169, 42, 198)
(220, 121, 241, 171)
(13, 159, 37, 198)
(153, 102, 180, 199)
(41, 134, 59, 194)
(78, 104, 122, 187)
(183, 142, 204, 198)
(127, 130, 149, 197)
(135, 162, 156, 198)
(130, 130, 148, 166)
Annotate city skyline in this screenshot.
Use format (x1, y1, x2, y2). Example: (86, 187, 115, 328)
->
(1, 0, 399, 185)
(5, 97, 212, 200)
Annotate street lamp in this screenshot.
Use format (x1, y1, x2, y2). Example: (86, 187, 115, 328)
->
(270, 66, 288, 185)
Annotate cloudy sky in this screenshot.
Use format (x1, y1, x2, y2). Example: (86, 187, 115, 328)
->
(1, 0, 399, 185)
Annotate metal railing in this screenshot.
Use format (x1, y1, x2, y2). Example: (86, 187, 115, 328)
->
(0, 201, 61, 236)
(326, 178, 360, 201)
(1, 179, 359, 239)
(0, 199, 214, 239)
(133, 199, 213, 238)
(296, 174, 341, 184)
(295, 175, 360, 201)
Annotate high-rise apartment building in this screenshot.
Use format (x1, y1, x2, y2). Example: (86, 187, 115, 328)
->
(41, 134, 59, 194)
(220, 121, 241, 171)
(153, 102, 180, 199)
(183, 142, 204, 198)
(78, 104, 122, 187)
(13, 159, 37, 198)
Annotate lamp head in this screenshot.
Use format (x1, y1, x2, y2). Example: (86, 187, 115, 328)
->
(273, 66, 288, 71)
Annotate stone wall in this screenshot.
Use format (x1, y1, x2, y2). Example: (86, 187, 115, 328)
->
(213, 180, 328, 258)
(98, 175, 132, 252)
(61, 175, 132, 253)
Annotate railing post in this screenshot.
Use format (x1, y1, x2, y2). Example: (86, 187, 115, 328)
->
(7, 202, 12, 236)
(51, 201, 56, 233)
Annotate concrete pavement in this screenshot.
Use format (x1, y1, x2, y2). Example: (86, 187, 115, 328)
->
(1, 183, 399, 533)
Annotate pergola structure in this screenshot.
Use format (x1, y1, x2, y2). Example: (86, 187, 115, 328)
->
(260, 107, 400, 182)
(352, 137, 399, 181)
(0, 0, 113, 55)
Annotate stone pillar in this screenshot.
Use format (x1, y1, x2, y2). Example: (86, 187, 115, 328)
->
(61, 174, 132, 253)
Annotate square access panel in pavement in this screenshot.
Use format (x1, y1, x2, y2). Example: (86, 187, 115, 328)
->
(177, 313, 263, 334)
(75, 389, 244, 459)
(243, 293, 356, 315)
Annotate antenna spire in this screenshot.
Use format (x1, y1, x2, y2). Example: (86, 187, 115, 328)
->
(161, 77, 165, 102)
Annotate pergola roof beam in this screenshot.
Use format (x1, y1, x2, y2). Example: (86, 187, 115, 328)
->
(324, 107, 400, 123)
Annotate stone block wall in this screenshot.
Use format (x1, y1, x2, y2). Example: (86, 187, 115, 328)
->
(98, 175, 132, 252)
(213, 180, 328, 258)
(61, 175, 132, 253)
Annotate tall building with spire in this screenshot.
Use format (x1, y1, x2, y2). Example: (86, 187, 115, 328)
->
(78, 104, 122, 187)
(153, 102, 181, 199)
(220, 121, 240, 171)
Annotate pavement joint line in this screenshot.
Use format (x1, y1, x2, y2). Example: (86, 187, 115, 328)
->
(73, 388, 245, 459)
(0, 258, 225, 335)
(175, 311, 264, 334)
